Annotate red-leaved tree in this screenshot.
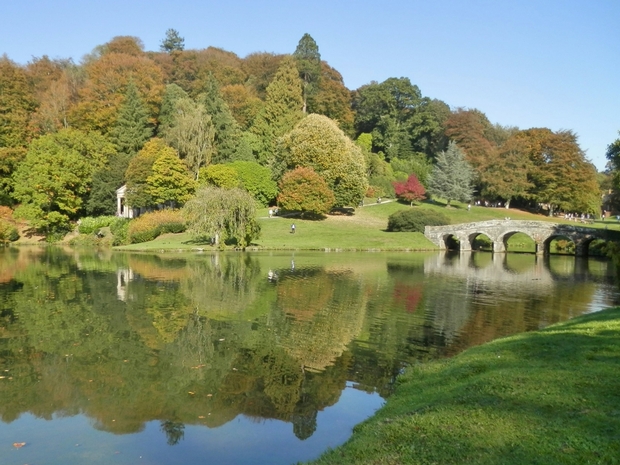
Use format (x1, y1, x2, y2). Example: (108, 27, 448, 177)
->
(393, 174, 426, 205)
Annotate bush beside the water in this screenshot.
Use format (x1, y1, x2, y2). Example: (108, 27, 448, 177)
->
(128, 210, 186, 244)
(110, 218, 130, 246)
(387, 208, 450, 232)
(78, 215, 119, 234)
(0, 218, 19, 243)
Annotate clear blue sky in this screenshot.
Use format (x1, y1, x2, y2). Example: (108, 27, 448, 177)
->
(2, 0, 618, 170)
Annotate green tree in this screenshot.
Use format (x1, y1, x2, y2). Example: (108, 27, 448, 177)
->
(163, 97, 215, 179)
(87, 152, 131, 216)
(607, 131, 620, 169)
(606, 130, 620, 194)
(0, 147, 26, 205)
(278, 114, 368, 207)
(160, 29, 185, 53)
(353, 77, 423, 160)
(146, 152, 195, 206)
(125, 138, 175, 208)
(230, 161, 278, 206)
(293, 33, 321, 114)
(12, 129, 114, 234)
(250, 56, 304, 166)
(277, 167, 335, 216)
(183, 186, 260, 249)
(158, 84, 189, 135)
(198, 164, 240, 188)
(428, 141, 475, 206)
(200, 75, 252, 163)
(111, 81, 153, 156)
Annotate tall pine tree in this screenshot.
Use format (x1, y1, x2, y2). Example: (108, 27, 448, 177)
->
(110, 81, 153, 156)
(157, 83, 188, 136)
(200, 75, 252, 164)
(293, 33, 321, 114)
(250, 56, 304, 167)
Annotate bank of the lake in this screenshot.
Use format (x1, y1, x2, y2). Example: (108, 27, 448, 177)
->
(113, 200, 606, 252)
(306, 307, 620, 465)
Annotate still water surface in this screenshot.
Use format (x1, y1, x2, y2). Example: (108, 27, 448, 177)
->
(0, 248, 618, 465)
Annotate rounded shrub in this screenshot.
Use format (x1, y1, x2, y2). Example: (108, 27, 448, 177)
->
(110, 218, 130, 246)
(0, 218, 19, 243)
(78, 216, 118, 234)
(387, 209, 450, 233)
(128, 210, 186, 244)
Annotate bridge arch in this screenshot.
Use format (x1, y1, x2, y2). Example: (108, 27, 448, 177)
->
(543, 234, 576, 255)
(468, 232, 493, 252)
(424, 220, 615, 256)
(496, 230, 536, 254)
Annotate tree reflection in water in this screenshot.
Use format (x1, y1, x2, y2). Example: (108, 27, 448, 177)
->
(0, 247, 617, 454)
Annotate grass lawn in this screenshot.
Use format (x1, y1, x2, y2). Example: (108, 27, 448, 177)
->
(307, 307, 620, 465)
(112, 199, 620, 252)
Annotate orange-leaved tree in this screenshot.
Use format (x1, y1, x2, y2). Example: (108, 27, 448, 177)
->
(277, 167, 335, 217)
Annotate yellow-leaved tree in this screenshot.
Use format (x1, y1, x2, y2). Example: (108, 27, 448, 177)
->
(278, 114, 368, 207)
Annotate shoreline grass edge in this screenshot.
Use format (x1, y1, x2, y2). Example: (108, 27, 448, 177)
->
(304, 307, 620, 465)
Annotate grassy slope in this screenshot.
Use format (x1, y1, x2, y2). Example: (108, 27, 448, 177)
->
(115, 199, 612, 251)
(308, 307, 620, 465)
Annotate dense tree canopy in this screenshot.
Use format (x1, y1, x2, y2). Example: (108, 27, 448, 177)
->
(0, 33, 603, 232)
(278, 114, 368, 207)
(125, 138, 175, 208)
(13, 129, 114, 232)
(111, 81, 153, 156)
(517, 128, 599, 214)
(0, 57, 35, 148)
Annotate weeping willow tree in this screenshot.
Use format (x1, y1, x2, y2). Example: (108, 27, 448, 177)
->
(182, 186, 260, 249)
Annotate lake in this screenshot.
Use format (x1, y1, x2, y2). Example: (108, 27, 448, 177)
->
(0, 247, 618, 465)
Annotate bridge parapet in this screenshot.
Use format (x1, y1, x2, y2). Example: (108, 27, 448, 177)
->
(424, 220, 610, 256)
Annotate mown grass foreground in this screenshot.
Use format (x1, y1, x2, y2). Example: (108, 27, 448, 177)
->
(307, 308, 620, 465)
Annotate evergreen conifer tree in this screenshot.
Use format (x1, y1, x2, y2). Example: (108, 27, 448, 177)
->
(110, 82, 153, 156)
(250, 56, 304, 167)
(200, 75, 252, 164)
(293, 33, 321, 114)
(158, 83, 188, 136)
(428, 141, 475, 206)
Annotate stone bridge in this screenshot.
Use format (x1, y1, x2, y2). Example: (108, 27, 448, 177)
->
(424, 220, 618, 256)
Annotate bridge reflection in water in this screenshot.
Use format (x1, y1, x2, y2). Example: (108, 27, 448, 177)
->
(421, 251, 615, 346)
(424, 220, 618, 256)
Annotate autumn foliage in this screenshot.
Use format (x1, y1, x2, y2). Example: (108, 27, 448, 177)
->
(393, 174, 426, 205)
(277, 167, 335, 217)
